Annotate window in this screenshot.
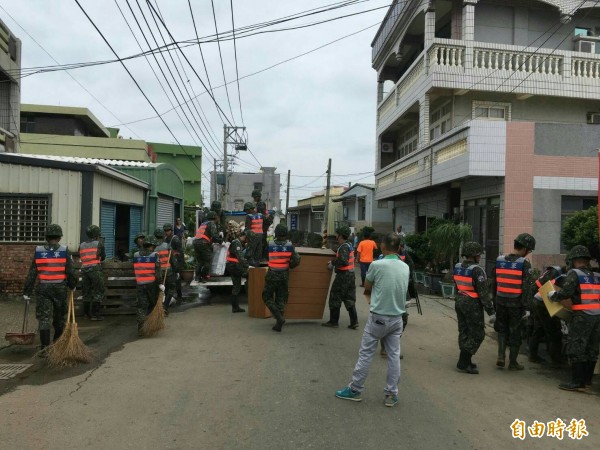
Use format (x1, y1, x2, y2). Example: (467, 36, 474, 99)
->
(358, 198, 366, 220)
(561, 196, 597, 252)
(20, 116, 35, 133)
(378, 200, 388, 208)
(575, 27, 591, 37)
(398, 125, 418, 158)
(472, 101, 511, 121)
(343, 206, 349, 220)
(0, 195, 50, 242)
(430, 102, 452, 141)
(253, 182, 263, 191)
(234, 199, 243, 211)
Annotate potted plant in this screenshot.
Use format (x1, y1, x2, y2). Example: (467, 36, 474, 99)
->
(181, 245, 196, 282)
(405, 232, 429, 285)
(426, 220, 473, 295)
(439, 271, 456, 299)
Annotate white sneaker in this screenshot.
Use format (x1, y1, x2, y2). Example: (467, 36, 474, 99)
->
(190, 280, 200, 287)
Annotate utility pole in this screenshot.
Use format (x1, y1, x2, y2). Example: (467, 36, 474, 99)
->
(322, 158, 331, 248)
(223, 124, 247, 209)
(285, 169, 291, 215)
(213, 159, 218, 204)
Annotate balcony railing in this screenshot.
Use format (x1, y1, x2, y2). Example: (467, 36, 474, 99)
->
(377, 38, 600, 126)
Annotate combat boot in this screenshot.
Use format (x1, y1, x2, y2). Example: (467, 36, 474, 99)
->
(559, 363, 586, 392)
(38, 329, 51, 357)
(347, 306, 359, 329)
(83, 302, 92, 320)
(322, 308, 340, 328)
(231, 295, 245, 313)
(496, 334, 507, 367)
(508, 346, 524, 371)
(457, 350, 478, 374)
(583, 361, 595, 389)
(91, 303, 104, 321)
(53, 326, 64, 342)
(271, 309, 285, 332)
(528, 336, 545, 363)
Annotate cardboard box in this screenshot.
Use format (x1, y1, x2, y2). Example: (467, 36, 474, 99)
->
(539, 281, 572, 321)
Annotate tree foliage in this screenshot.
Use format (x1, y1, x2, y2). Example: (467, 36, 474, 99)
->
(561, 206, 599, 261)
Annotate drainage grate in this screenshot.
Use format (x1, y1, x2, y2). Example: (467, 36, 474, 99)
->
(0, 364, 33, 380)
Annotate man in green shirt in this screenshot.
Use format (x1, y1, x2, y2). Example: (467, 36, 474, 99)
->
(335, 233, 409, 407)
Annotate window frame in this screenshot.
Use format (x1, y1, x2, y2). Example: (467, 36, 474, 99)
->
(0, 194, 52, 243)
(472, 101, 512, 121)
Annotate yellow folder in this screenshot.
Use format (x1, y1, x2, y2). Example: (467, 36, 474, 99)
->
(538, 281, 572, 321)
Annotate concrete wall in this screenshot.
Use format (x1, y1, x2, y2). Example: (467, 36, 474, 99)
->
(393, 194, 417, 234)
(222, 170, 281, 211)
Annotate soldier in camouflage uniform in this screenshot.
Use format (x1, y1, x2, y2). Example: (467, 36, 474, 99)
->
(529, 264, 566, 365)
(164, 223, 184, 302)
(225, 221, 249, 313)
(251, 189, 262, 207)
(193, 211, 222, 282)
(257, 201, 273, 261)
(322, 226, 358, 329)
(133, 237, 163, 337)
(452, 242, 496, 374)
(154, 228, 176, 314)
(210, 200, 227, 235)
(79, 225, 106, 321)
(128, 232, 146, 261)
(262, 224, 301, 332)
(244, 202, 264, 266)
(489, 233, 536, 370)
(23, 224, 77, 353)
(549, 245, 600, 391)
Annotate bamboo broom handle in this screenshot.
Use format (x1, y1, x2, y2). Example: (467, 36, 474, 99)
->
(162, 249, 172, 285)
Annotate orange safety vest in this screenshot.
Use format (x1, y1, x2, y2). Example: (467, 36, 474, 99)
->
(337, 243, 355, 271)
(195, 222, 211, 243)
(133, 252, 157, 285)
(250, 214, 264, 235)
(79, 240, 100, 268)
(495, 256, 525, 298)
(571, 269, 600, 315)
(155, 242, 171, 270)
(226, 241, 239, 263)
(35, 245, 67, 283)
(268, 241, 293, 271)
(453, 263, 481, 299)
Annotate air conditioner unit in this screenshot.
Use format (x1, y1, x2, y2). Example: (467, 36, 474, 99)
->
(577, 40, 595, 53)
(381, 142, 394, 153)
(587, 112, 600, 124)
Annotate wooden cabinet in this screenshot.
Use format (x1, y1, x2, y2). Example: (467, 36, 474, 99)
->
(247, 247, 335, 319)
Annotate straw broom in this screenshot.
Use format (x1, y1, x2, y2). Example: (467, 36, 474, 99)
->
(141, 250, 170, 337)
(48, 290, 93, 367)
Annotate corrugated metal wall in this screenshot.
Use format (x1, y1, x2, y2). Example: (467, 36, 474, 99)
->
(129, 206, 142, 249)
(100, 202, 116, 258)
(157, 196, 174, 229)
(0, 164, 82, 248)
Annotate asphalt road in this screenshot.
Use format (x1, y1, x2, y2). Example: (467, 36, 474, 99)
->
(0, 283, 598, 450)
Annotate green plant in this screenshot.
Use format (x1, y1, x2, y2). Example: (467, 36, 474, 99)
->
(307, 232, 323, 248)
(289, 230, 304, 246)
(183, 244, 196, 270)
(405, 233, 432, 270)
(561, 206, 599, 261)
(426, 222, 473, 273)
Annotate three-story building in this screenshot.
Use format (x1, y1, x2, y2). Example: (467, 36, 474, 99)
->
(373, 0, 600, 270)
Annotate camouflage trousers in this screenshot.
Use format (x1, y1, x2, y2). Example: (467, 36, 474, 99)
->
(530, 300, 563, 361)
(262, 273, 289, 314)
(35, 283, 68, 331)
(193, 241, 213, 279)
(494, 304, 525, 348)
(247, 233, 263, 265)
(566, 312, 600, 363)
(136, 283, 159, 326)
(162, 270, 176, 307)
(81, 269, 105, 304)
(455, 295, 486, 355)
(328, 271, 356, 310)
(226, 263, 247, 296)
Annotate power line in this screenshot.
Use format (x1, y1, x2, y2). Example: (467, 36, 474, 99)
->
(210, 0, 236, 123)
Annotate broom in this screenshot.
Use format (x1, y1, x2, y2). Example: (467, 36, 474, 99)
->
(141, 250, 170, 337)
(47, 290, 93, 367)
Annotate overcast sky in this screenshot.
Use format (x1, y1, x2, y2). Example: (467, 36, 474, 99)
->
(1, 0, 389, 205)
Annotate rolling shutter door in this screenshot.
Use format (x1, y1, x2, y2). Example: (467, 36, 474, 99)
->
(129, 206, 143, 251)
(157, 196, 174, 229)
(100, 202, 116, 259)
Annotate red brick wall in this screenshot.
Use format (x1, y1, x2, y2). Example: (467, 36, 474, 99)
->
(0, 244, 37, 295)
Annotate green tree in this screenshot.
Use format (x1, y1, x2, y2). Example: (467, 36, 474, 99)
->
(561, 206, 599, 261)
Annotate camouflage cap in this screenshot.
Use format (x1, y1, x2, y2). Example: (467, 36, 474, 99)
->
(154, 228, 165, 239)
(514, 233, 536, 251)
(144, 236, 158, 247)
(243, 202, 255, 211)
(335, 226, 351, 239)
(134, 232, 146, 241)
(210, 200, 222, 211)
(163, 223, 173, 231)
(462, 241, 483, 257)
(45, 224, 63, 238)
(205, 211, 218, 220)
(256, 201, 267, 214)
(251, 189, 262, 199)
(566, 245, 592, 261)
(86, 224, 101, 238)
(274, 224, 288, 237)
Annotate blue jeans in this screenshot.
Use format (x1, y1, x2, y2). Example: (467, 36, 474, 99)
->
(350, 313, 404, 395)
(359, 262, 371, 285)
